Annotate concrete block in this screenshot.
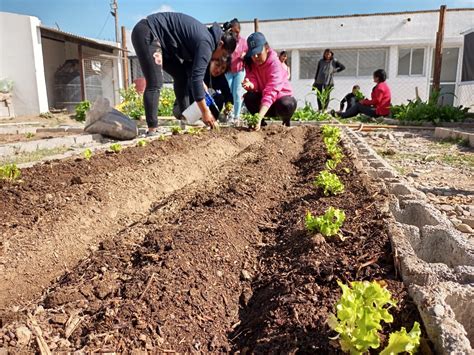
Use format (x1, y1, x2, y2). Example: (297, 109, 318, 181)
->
(0, 126, 20, 134)
(15, 141, 38, 153)
(0, 145, 15, 156)
(434, 127, 455, 140)
(409, 283, 473, 355)
(36, 137, 74, 150)
(377, 169, 396, 179)
(390, 199, 447, 229)
(36, 127, 67, 133)
(74, 134, 103, 145)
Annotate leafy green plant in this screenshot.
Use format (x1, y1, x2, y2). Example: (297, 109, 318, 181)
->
(292, 102, 332, 121)
(158, 87, 176, 116)
(186, 127, 203, 135)
(159, 134, 167, 141)
(25, 132, 35, 139)
(171, 126, 183, 135)
(137, 139, 147, 147)
(391, 90, 468, 124)
(117, 84, 145, 120)
(305, 207, 346, 237)
(328, 281, 397, 354)
(321, 125, 341, 139)
(0, 163, 21, 181)
(314, 170, 345, 196)
(39, 112, 53, 119)
(354, 90, 365, 101)
(109, 143, 122, 153)
(242, 113, 261, 129)
(75, 100, 91, 122)
(83, 148, 93, 160)
(312, 86, 334, 111)
(325, 159, 338, 171)
(380, 322, 421, 355)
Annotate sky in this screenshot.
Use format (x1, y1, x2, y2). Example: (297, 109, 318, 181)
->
(1, 0, 473, 41)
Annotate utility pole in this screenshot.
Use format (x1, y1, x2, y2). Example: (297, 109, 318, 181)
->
(110, 0, 119, 44)
(121, 25, 129, 89)
(433, 5, 447, 92)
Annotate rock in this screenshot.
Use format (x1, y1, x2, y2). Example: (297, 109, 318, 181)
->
(139, 334, 147, 342)
(439, 204, 455, 212)
(426, 192, 437, 200)
(45, 193, 54, 201)
(15, 326, 32, 346)
(50, 313, 68, 325)
(461, 218, 474, 229)
(216, 270, 223, 277)
(450, 218, 462, 226)
(456, 224, 473, 233)
(404, 133, 415, 138)
(433, 304, 445, 317)
(57, 339, 72, 348)
(240, 269, 252, 281)
(455, 205, 463, 214)
(408, 172, 421, 178)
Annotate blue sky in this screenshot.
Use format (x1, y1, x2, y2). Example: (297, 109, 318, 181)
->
(1, 0, 472, 41)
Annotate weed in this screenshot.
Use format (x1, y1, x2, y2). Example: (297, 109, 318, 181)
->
(25, 132, 35, 139)
(137, 139, 147, 147)
(39, 112, 53, 119)
(75, 100, 91, 122)
(171, 126, 183, 135)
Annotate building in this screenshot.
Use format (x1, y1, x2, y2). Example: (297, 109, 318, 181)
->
(0, 11, 124, 117)
(235, 8, 474, 110)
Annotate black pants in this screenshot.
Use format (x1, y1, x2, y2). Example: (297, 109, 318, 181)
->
(341, 102, 377, 119)
(243, 92, 297, 127)
(314, 83, 332, 111)
(132, 19, 189, 128)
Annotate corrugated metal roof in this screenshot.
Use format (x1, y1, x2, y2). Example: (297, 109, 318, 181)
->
(39, 26, 124, 51)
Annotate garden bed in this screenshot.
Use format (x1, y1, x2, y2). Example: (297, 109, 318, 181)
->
(0, 126, 426, 352)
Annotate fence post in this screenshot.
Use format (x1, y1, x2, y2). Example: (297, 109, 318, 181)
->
(433, 5, 447, 92)
(121, 26, 129, 89)
(78, 44, 86, 101)
(254, 18, 259, 32)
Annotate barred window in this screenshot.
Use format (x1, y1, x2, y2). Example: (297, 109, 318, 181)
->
(299, 50, 322, 79)
(398, 48, 425, 76)
(299, 48, 388, 79)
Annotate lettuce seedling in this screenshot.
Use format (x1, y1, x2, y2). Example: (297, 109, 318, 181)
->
(380, 322, 421, 355)
(171, 126, 183, 135)
(305, 207, 345, 237)
(109, 143, 122, 153)
(314, 170, 345, 196)
(159, 134, 167, 141)
(83, 148, 93, 160)
(321, 125, 341, 139)
(242, 113, 261, 129)
(137, 139, 147, 147)
(325, 159, 338, 171)
(328, 280, 397, 354)
(0, 163, 21, 181)
(186, 127, 203, 136)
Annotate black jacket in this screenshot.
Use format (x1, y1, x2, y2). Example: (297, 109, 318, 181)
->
(146, 12, 223, 102)
(340, 92, 356, 111)
(313, 58, 345, 87)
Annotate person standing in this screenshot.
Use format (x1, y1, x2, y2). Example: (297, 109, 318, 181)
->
(242, 32, 297, 130)
(224, 18, 247, 123)
(279, 51, 291, 80)
(131, 12, 237, 135)
(312, 49, 345, 111)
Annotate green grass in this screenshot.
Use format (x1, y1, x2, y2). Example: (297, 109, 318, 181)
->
(436, 137, 470, 147)
(0, 147, 70, 165)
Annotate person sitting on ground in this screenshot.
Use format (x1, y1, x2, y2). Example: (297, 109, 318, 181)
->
(279, 50, 291, 80)
(333, 69, 391, 119)
(340, 85, 362, 112)
(131, 12, 237, 135)
(242, 32, 297, 130)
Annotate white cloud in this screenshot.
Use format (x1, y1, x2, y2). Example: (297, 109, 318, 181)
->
(155, 4, 175, 13)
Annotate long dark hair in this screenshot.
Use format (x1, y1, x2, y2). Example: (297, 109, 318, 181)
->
(323, 48, 334, 60)
(221, 30, 237, 53)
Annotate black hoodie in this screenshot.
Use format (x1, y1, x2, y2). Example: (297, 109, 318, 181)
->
(146, 12, 223, 101)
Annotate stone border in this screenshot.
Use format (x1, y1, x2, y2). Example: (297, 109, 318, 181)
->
(434, 127, 474, 148)
(342, 128, 473, 354)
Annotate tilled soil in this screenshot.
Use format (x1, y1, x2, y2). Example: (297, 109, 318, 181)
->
(0, 126, 424, 352)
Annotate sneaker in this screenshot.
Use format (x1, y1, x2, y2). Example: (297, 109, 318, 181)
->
(144, 130, 160, 137)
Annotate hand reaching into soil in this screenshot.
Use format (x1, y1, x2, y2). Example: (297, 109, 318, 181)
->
(202, 108, 217, 129)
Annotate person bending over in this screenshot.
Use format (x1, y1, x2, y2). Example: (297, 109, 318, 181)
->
(132, 12, 237, 135)
(335, 69, 391, 119)
(242, 32, 297, 131)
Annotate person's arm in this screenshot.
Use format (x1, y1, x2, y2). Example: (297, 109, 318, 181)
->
(259, 60, 286, 119)
(340, 95, 347, 111)
(313, 61, 321, 87)
(361, 85, 380, 107)
(334, 60, 345, 73)
(191, 42, 216, 128)
(242, 67, 258, 91)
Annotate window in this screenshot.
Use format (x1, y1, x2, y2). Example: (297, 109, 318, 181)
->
(462, 32, 474, 82)
(398, 48, 425, 76)
(431, 48, 460, 82)
(299, 48, 388, 79)
(299, 50, 322, 80)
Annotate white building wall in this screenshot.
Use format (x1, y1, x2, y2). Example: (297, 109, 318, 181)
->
(0, 12, 48, 115)
(239, 9, 474, 109)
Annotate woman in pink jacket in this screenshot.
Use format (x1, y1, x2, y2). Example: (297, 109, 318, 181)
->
(242, 32, 297, 130)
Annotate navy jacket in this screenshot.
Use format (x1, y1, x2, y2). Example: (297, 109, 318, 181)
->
(146, 12, 223, 101)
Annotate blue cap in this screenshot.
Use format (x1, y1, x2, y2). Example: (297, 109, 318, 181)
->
(246, 32, 267, 58)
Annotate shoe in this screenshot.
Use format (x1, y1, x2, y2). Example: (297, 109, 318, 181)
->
(145, 130, 160, 137)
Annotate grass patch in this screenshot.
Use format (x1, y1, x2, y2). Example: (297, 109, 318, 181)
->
(436, 137, 470, 147)
(0, 147, 71, 165)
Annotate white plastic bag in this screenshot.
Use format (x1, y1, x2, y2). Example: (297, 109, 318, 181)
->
(0, 79, 14, 93)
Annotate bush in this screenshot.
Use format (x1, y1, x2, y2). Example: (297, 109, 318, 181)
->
(117, 84, 145, 120)
(159, 87, 175, 116)
(75, 100, 91, 122)
(391, 90, 468, 124)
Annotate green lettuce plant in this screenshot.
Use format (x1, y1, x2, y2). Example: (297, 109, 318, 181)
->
(136, 139, 147, 147)
(0, 163, 21, 181)
(242, 113, 261, 129)
(314, 170, 345, 196)
(305, 207, 346, 237)
(109, 143, 122, 153)
(83, 148, 93, 160)
(381, 322, 421, 355)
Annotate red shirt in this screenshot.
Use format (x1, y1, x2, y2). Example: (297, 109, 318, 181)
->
(361, 82, 391, 116)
